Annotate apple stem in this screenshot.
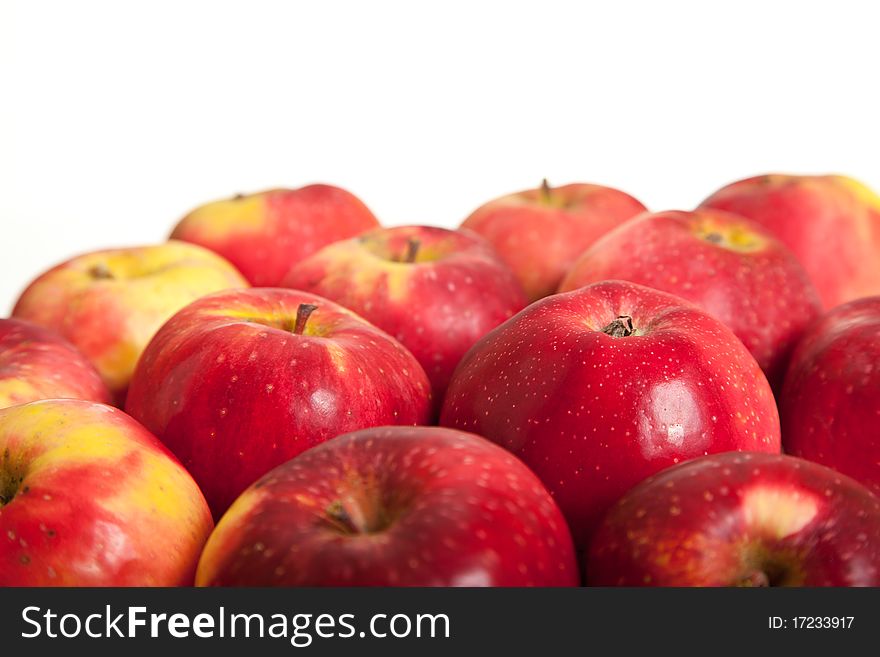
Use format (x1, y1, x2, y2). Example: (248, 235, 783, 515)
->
(540, 178, 552, 202)
(293, 303, 319, 335)
(403, 238, 421, 264)
(601, 315, 635, 337)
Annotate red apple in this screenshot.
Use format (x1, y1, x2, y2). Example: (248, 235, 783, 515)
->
(0, 318, 111, 410)
(195, 426, 579, 586)
(460, 180, 647, 301)
(125, 288, 432, 518)
(781, 296, 880, 495)
(440, 280, 781, 548)
(559, 209, 822, 391)
(281, 225, 527, 403)
(170, 184, 381, 286)
(12, 240, 248, 402)
(0, 399, 213, 586)
(587, 451, 880, 586)
(700, 174, 880, 308)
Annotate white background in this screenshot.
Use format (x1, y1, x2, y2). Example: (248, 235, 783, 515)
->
(2, 0, 879, 313)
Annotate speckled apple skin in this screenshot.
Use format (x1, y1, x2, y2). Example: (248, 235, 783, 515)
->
(125, 288, 432, 519)
(0, 399, 213, 586)
(171, 184, 381, 287)
(196, 426, 579, 587)
(587, 452, 880, 586)
(782, 297, 880, 495)
(440, 280, 781, 548)
(0, 318, 111, 410)
(282, 225, 528, 403)
(700, 174, 880, 308)
(461, 183, 646, 302)
(559, 209, 822, 391)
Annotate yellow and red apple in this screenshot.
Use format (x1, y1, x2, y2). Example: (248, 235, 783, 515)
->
(460, 180, 646, 301)
(0, 399, 213, 586)
(170, 184, 381, 286)
(12, 241, 248, 403)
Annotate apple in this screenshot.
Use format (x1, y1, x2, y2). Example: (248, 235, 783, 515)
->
(699, 174, 880, 308)
(440, 280, 781, 548)
(587, 451, 880, 586)
(781, 296, 880, 495)
(12, 240, 248, 403)
(0, 399, 213, 586)
(281, 225, 528, 403)
(559, 209, 822, 391)
(125, 288, 432, 518)
(195, 425, 579, 586)
(0, 318, 111, 410)
(170, 184, 381, 286)
(460, 180, 646, 301)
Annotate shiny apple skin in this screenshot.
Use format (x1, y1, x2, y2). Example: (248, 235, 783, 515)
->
(171, 184, 381, 286)
(560, 209, 822, 391)
(461, 182, 646, 301)
(0, 399, 213, 586)
(196, 426, 579, 587)
(440, 280, 781, 548)
(700, 174, 880, 308)
(781, 296, 880, 495)
(282, 225, 527, 403)
(0, 318, 111, 410)
(587, 451, 880, 586)
(125, 288, 432, 518)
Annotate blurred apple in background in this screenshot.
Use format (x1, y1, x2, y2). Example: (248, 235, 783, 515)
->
(0, 399, 213, 586)
(126, 288, 432, 518)
(460, 180, 646, 301)
(282, 225, 527, 404)
(587, 451, 880, 586)
(559, 209, 822, 391)
(0, 318, 111, 410)
(11, 241, 248, 403)
(170, 184, 381, 286)
(781, 296, 880, 495)
(196, 426, 579, 586)
(700, 174, 880, 308)
(441, 280, 781, 548)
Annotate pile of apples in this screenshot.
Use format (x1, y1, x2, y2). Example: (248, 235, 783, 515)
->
(2, 175, 879, 587)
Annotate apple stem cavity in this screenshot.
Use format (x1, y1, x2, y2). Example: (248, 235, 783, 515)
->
(325, 498, 385, 535)
(601, 315, 635, 337)
(404, 238, 421, 264)
(0, 469, 23, 507)
(292, 303, 319, 335)
(88, 263, 115, 280)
